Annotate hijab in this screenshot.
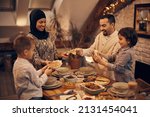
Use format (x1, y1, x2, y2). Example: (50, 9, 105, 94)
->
(30, 9, 49, 39)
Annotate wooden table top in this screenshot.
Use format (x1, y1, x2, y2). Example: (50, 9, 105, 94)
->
(43, 77, 150, 100)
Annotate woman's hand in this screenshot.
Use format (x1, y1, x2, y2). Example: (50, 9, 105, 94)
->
(76, 48, 83, 56)
(41, 60, 52, 65)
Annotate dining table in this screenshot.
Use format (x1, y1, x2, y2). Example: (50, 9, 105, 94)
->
(43, 57, 150, 100)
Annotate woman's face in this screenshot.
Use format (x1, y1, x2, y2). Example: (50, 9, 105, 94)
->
(118, 34, 129, 48)
(36, 18, 46, 31)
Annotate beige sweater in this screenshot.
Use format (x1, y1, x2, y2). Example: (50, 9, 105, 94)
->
(83, 30, 120, 80)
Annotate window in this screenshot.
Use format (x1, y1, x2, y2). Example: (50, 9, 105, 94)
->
(0, 0, 15, 11)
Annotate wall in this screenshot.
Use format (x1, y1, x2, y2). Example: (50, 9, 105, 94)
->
(115, 0, 150, 65)
(57, 0, 99, 30)
(0, 0, 99, 43)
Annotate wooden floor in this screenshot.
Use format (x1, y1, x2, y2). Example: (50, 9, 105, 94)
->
(0, 67, 18, 100)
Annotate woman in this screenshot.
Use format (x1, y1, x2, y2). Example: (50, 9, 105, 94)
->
(28, 9, 58, 69)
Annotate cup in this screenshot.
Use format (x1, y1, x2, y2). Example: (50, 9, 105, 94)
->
(128, 81, 138, 90)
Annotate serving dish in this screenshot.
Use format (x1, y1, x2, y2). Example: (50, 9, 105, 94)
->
(81, 82, 105, 95)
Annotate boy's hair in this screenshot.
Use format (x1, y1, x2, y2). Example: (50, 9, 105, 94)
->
(99, 14, 115, 24)
(118, 27, 138, 47)
(13, 33, 35, 55)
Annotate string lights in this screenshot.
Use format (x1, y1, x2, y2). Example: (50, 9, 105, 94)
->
(103, 0, 134, 15)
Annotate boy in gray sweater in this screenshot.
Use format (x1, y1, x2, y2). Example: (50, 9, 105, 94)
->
(13, 33, 53, 100)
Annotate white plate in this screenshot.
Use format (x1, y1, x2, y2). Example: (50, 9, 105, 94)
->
(42, 81, 62, 89)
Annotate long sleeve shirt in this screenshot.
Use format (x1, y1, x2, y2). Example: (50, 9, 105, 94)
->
(103, 47, 135, 82)
(82, 31, 120, 79)
(13, 58, 48, 100)
(28, 33, 57, 69)
(83, 30, 120, 56)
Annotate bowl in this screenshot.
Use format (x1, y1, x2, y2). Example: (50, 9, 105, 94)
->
(63, 74, 77, 83)
(82, 83, 105, 95)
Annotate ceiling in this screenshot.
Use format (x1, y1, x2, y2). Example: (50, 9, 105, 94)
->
(0, 0, 134, 42)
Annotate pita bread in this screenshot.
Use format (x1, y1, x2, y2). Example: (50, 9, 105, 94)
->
(48, 60, 62, 69)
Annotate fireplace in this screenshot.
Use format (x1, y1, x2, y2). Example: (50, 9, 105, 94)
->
(135, 61, 150, 84)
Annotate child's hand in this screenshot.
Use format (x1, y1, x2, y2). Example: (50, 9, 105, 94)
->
(44, 68, 54, 76)
(41, 65, 48, 73)
(92, 52, 108, 67)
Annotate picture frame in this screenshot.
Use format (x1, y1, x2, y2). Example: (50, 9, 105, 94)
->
(134, 3, 150, 38)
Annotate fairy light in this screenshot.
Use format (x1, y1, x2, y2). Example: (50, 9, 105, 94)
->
(103, 0, 133, 14)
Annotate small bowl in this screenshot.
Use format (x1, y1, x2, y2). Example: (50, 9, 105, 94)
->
(63, 74, 77, 83)
(82, 83, 105, 95)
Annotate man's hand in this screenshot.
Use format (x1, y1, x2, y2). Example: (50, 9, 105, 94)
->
(92, 53, 102, 63)
(76, 48, 83, 56)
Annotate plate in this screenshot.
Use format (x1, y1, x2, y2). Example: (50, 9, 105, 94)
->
(48, 60, 62, 69)
(51, 68, 72, 77)
(95, 76, 110, 85)
(56, 67, 70, 74)
(44, 76, 57, 85)
(112, 82, 128, 90)
(110, 87, 129, 95)
(79, 67, 96, 76)
(107, 88, 135, 97)
(42, 81, 62, 90)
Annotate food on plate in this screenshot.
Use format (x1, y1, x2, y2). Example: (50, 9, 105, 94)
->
(82, 95, 95, 100)
(63, 74, 77, 82)
(74, 71, 84, 75)
(85, 83, 101, 90)
(64, 82, 75, 89)
(82, 82, 105, 95)
(95, 76, 110, 85)
(84, 75, 96, 82)
(98, 94, 124, 100)
(48, 60, 62, 69)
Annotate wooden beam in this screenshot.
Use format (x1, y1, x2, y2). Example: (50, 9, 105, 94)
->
(79, 0, 114, 47)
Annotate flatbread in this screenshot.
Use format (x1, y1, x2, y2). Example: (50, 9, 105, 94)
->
(95, 76, 110, 85)
(48, 60, 62, 69)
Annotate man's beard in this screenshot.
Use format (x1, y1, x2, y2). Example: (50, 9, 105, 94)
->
(103, 30, 108, 36)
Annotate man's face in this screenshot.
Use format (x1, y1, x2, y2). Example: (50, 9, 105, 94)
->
(99, 18, 114, 36)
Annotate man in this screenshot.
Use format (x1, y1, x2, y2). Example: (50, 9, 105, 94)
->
(77, 14, 120, 80)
